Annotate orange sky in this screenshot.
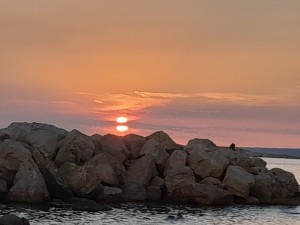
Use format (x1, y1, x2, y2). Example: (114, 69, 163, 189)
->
(1, 1, 300, 147)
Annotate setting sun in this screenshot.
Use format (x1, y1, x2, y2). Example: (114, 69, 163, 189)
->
(116, 125, 129, 132)
(116, 117, 128, 123)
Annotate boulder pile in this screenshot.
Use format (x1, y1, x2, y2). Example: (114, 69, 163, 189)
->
(0, 122, 299, 207)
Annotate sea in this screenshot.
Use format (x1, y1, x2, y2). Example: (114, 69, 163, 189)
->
(1, 158, 300, 225)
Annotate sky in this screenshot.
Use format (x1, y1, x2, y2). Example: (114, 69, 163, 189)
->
(1, 0, 300, 147)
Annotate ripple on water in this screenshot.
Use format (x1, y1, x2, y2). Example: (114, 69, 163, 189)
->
(1, 203, 300, 225)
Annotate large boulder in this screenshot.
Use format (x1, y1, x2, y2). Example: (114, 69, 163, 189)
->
(140, 139, 170, 171)
(186, 145, 229, 179)
(0, 139, 32, 185)
(84, 152, 126, 186)
(251, 168, 298, 203)
(164, 150, 191, 177)
(234, 156, 267, 174)
(1, 122, 67, 158)
(99, 134, 130, 163)
(146, 131, 178, 152)
(123, 134, 146, 160)
(58, 162, 102, 198)
(54, 130, 95, 166)
(8, 159, 50, 204)
(0, 179, 7, 193)
(0, 214, 30, 225)
(123, 154, 156, 201)
(32, 150, 72, 200)
(222, 166, 255, 198)
(186, 138, 217, 150)
(96, 186, 123, 202)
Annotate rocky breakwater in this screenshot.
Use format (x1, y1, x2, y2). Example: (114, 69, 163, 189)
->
(0, 122, 299, 210)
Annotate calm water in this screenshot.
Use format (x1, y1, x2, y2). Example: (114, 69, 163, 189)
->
(1, 158, 300, 225)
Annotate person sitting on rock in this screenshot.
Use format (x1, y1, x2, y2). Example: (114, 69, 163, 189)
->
(229, 143, 236, 151)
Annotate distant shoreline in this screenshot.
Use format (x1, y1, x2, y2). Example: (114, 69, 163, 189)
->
(240, 148, 300, 159)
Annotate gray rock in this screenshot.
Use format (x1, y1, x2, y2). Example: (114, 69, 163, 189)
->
(147, 186, 162, 201)
(58, 162, 102, 198)
(54, 130, 95, 166)
(146, 131, 178, 151)
(1, 122, 67, 158)
(0, 179, 7, 193)
(96, 186, 123, 202)
(222, 166, 255, 198)
(32, 150, 72, 200)
(199, 177, 223, 188)
(186, 146, 229, 179)
(164, 150, 191, 177)
(140, 139, 170, 171)
(123, 134, 146, 159)
(0, 214, 30, 225)
(99, 134, 130, 163)
(8, 159, 50, 204)
(150, 176, 165, 189)
(186, 138, 217, 150)
(123, 155, 156, 201)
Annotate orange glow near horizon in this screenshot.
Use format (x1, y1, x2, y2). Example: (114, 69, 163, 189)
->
(116, 125, 129, 132)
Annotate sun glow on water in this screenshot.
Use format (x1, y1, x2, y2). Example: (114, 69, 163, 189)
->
(116, 125, 129, 132)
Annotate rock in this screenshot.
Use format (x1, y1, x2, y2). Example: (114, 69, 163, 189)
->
(123, 154, 156, 201)
(0, 133, 10, 142)
(1, 122, 67, 158)
(0, 139, 32, 171)
(146, 131, 178, 152)
(164, 150, 191, 177)
(90, 134, 102, 155)
(186, 138, 216, 150)
(186, 145, 229, 179)
(58, 162, 102, 198)
(8, 159, 50, 204)
(165, 173, 195, 200)
(140, 139, 170, 171)
(0, 179, 7, 193)
(269, 168, 298, 199)
(99, 134, 130, 163)
(97, 186, 123, 202)
(250, 172, 274, 203)
(123, 134, 146, 159)
(71, 198, 112, 212)
(84, 152, 126, 186)
(147, 186, 162, 201)
(199, 177, 223, 188)
(235, 156, 267, 174)
(235, 196, 260, 205)
(251, 169, 298, 203)
(54, 129, 95, 166)
(222, 166, 255, 198)
(0, 214, 30, 225)
(150, 176, 165, 189)
(32, 150, 73, 200)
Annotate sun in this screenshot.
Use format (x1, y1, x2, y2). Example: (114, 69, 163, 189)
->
(116, 125, 129, 132)
(116, 117, 128, 123)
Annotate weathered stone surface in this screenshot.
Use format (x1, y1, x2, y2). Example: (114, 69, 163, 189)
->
(0, 179, 7, 193)
(123, 154, 156, 201)
(222, 166, 255, 198)
(165, 173, 195, 199)
(1, 122, 67, 158)
(147, 186, 162, 201)
(72, 198, 112, 212)
(0, 133, 10, 142)
(0, 139, 32, 171)
(99, 134, 130, 163)
(251, 169, 298, 203)
(150, 176, 165, 189)
(32, 150, 72, 200)
(8, 159, 50, 204)
(0, 213, 30, 225)
(146, 131, 178, 151)
(84, 152, 126, 186)
(58, 162, 103, 198)
(186, 146, 229, 179)
(140, 139, 169, 171)
(235, 156, 267, 174)
(164, 150, 190, 177)
(96, 186, 123, 202)
(54, 130, 95, 166)
(199, 177, 223, 188)
(186, 138, 216, 150)
(91, 134, 102, 155)
(123, 134, 146, 159)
